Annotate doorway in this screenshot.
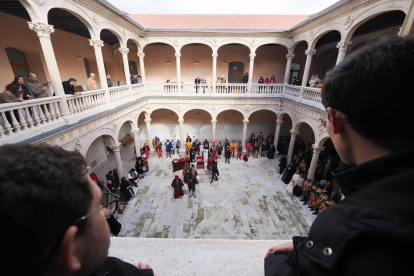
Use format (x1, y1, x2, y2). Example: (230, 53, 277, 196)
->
(289, 62, 301, 84)
(228, 62, 243, 83)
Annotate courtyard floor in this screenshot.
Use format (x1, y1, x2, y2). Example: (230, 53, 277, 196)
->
(94, 143, 315, 240)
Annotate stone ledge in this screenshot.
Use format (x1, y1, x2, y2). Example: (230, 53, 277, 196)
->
(109, 237, 290, 276)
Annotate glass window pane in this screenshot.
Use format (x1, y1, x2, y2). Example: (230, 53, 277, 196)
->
(15, 67, 29, 83)
(5, 48, 26, 64)
(84, 58, 90, 78)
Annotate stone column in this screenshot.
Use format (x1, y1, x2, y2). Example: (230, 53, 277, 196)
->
(175, 53, 182, 92)
(242, 120, 249, 152)
(284, 54, 295, 84)
(300, 49, 316, 96)
(247, 53, 256, 92)
(211, 119, 217, 141)
(212, 52, 218, 93)
(145, 118, 152, 151)
(336, 41, 352, 65)
(287, 130, 299, 165)
(110, 144, 124, 179)
(131, 128, 141, 157)
(138, 52, 146, 83)
(179, 119, 185, 153)
(28, 22, 70, 115)
(274, 118, 283, 148)
(119, 47, 131, 86)
(89, 39, 110, 103)
(307, 145, 325, 181)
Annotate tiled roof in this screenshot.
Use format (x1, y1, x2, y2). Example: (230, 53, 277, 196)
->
(129, 14, 309, 30)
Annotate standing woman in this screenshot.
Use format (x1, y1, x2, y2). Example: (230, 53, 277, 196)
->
(270, 75, 276, 92)
(176, 139, 181, 154)
(258, 76, 264, 92)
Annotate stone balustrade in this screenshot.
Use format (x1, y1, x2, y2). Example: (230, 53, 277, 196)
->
(0, 83, 323, 144)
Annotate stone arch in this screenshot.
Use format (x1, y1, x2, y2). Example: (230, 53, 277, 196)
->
(214, 106, 248, 121)
(309, 26, 343, 49)
(148, 105, 180, 118)
(292, 116, 318, 135)
(44, 3, 97, 40)
(18, 0, 40, 22)
(115, 115, 138, 140)
(292, 37, 309, 52)
(179, 39, 214, 53)
(246, 106, 278, 119)
(255, 39, 291, 52)
(216, 39, 252, 52)
(142, 40, 176, 51)
(80, 127, 117, 156)
(315, 133, 331, 148)
(99, 25, 125, 46)
(180, 106, 214, 121)
(344, 7, 407, 41)
(125, 36, 143, 50)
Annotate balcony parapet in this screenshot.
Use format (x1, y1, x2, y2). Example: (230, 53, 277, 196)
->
(0, 83, 323, 145)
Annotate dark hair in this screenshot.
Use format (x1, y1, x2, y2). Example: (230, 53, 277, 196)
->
(322, 36, 414, 151)
(69, 78, 77, 82)
(5, 83, 21, 95)
(12, 75, 24, 84)
(0, 144, 92, 275)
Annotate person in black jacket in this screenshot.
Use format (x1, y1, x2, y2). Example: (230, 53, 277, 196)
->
(12, 75, 33, 100)
(62, 78, 81, 95)
(210, 158, 219, 183)
(0, 144, 155, 276)
(264, 36, 414, 276)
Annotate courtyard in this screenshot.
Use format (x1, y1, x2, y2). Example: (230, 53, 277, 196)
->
(94, 143, 315, 240)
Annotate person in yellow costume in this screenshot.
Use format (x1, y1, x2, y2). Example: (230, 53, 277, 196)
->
(186, 141, 192, 155)
(230, 140, 237, 158)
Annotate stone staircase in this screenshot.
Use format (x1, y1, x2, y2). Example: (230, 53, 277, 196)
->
(109, 237, 290, 276)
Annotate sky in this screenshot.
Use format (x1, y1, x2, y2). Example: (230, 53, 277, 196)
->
(106, 0, 340, 15)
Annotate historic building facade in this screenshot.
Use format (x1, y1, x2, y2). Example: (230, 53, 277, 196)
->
(0, 0, 412, 177)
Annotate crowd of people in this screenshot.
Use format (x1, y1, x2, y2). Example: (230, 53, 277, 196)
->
(276, 134, 342, 215)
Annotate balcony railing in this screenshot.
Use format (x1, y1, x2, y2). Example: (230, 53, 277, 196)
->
(0, 97, 63, 137)
(0, 82, 323, 142)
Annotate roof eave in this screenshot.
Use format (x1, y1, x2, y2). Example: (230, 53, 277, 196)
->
(287, 0, 353, 31)
(144, 28, 288, 33)
(97, 0, 148, 32)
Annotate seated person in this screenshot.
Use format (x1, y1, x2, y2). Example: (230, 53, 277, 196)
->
(62, 78, 81, 95)
(0, 144, 155, 276)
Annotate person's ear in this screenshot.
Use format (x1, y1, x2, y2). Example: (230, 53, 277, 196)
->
(326, 107, 345, 134)
(53, 226, 82, 273)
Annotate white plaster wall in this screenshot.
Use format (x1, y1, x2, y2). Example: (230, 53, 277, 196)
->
(85, 138, 107, 171)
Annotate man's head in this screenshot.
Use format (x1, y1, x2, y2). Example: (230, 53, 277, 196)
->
(29, 73, 37, 81)
(69, 78, 77, 86)
(322, 36, 414, 164)
(0, 144, 110, 275)
(90, 73, 95, 79)
(106, 74, 110, 79)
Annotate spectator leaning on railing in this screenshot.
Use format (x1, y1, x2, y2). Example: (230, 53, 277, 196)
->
(62, 78, 81, 96)
(26, 72, 51, 98)
(13, 75, 34, 100)
(0, 83, 23, 103)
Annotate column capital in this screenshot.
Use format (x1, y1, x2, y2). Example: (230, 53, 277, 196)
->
(175, 53, 181, 58)
(249, 53, 256, 59)
(312, 144, 325, 154)
(212, 53, 218, 58)
(276, 118, 283, 125)
(131, 128, 140, 135)
(109, 144, 122, 151)
(178, 119, 184, 124)
(211, 119, 217, 125)
(243, 119, 249, 125)
(286, 53, 295, 59)
(144, 118, 151, 123)
(138, 52, 145, 58)
(119, 47, 130, 55)
(89, 39, 104, 48)
(305, 49, 316, 56)
(28, 22, 54, 38)
(290, 129, 299, 137)
(336, 41, 352, 51)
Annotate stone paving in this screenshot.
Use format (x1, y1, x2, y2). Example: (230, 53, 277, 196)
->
(94, 143, 315, 240)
